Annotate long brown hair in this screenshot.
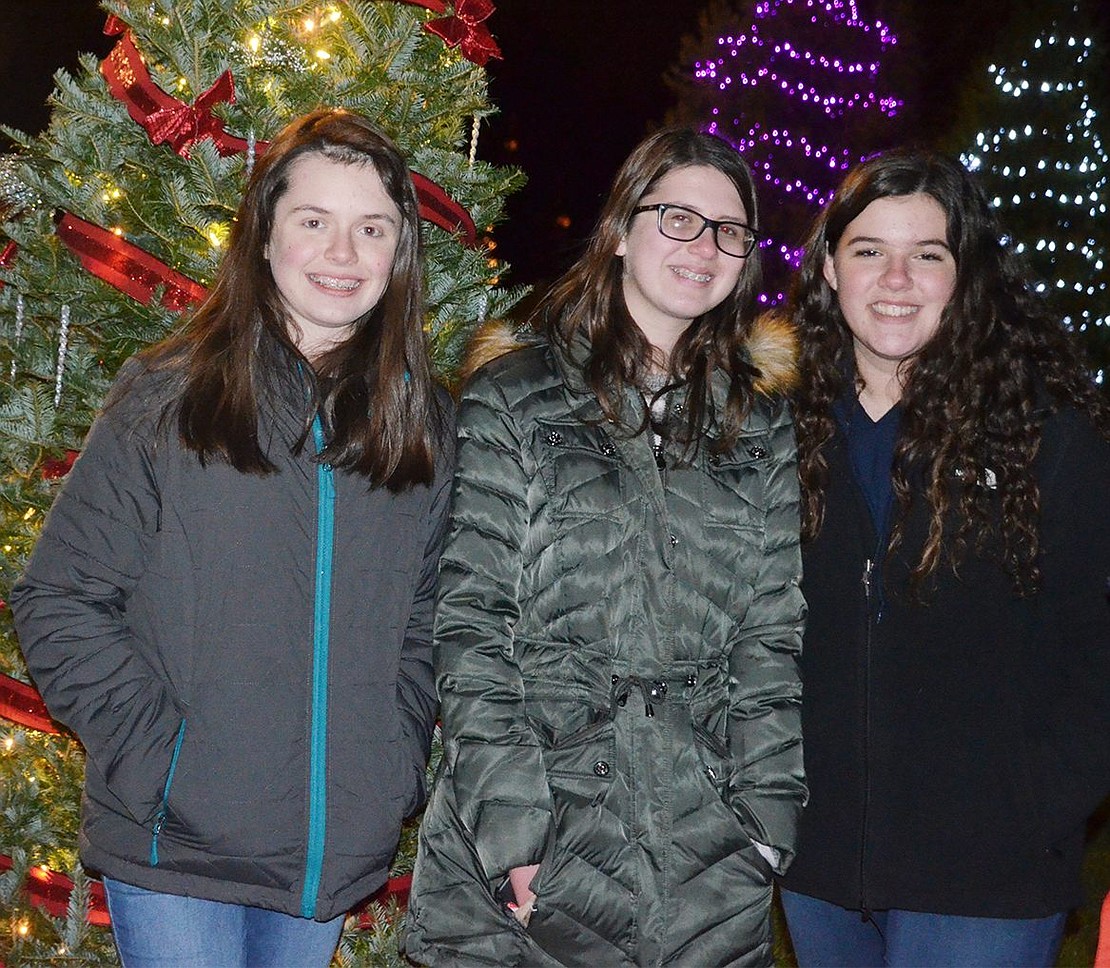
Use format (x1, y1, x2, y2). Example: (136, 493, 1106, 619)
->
(530, 127, 765, 455)
(791, 148, 1107, 591)
(139, 108, 442, 489)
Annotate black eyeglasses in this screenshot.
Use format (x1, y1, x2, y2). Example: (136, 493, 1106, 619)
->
(631, 203, 759, 258)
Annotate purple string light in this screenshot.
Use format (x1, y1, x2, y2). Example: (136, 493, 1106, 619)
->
(693, 0, 902, 278)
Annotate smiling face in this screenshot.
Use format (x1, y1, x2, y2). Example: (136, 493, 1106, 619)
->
(824, 193, 957, 395)
(617, 165, 750, 357)
(265, 152, 401, 359)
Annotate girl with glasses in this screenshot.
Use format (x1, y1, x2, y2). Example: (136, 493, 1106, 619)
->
(404, 126, 806, 966)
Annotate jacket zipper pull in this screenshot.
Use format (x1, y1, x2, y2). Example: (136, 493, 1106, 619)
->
(862, 558, 873, 601)
(150, 811, 166, 866)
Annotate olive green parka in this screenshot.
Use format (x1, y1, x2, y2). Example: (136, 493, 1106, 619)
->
(404, 316, 806, 967)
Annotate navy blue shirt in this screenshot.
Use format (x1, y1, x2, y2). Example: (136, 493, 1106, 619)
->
(834, 395, 901, 549)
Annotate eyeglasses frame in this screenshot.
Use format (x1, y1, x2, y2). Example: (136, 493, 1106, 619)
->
(631, 203, 760, 258)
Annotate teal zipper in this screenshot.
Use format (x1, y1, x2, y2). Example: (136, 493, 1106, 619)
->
(300, 413, 335, 918)
(150, 718, 187, 866)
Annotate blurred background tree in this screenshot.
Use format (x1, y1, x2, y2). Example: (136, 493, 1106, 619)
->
(667, 0, 906, 302)
(956, 0, 1108, 378)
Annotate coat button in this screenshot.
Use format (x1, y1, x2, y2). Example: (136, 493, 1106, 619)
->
(669, 533, 679, 547)
(748, 445, 768, 459)
(593, 760, 611, 777)
(546, 431, 564, 446)
(686, 674, 697, 687)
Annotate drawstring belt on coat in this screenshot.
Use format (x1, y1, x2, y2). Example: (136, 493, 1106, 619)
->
(607, 673, 702, 718)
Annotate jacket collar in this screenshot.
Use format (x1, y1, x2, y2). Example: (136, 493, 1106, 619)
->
(460, 310, 799, 406)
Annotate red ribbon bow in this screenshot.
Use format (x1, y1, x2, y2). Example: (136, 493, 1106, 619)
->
(97, 15, 478, 245)
(143, 70, 238, 157)
(403, 0, 501, 66)
(100, 19, 251, 158)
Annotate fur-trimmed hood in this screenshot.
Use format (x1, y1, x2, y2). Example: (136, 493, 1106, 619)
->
(457, 311, 798, 398)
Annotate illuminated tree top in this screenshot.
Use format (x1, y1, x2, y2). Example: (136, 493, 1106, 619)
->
(961, 0, 1108, 368)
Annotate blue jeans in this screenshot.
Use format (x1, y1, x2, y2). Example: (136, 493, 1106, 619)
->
(780, 889, 1066, 968)
(102, 878, 345, 967)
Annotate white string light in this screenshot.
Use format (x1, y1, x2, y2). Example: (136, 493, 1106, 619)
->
(960, 2, 1107, 333)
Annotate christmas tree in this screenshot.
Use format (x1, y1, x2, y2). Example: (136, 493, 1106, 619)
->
(959, 0, 1109, 379)
(0, 0, 523, 963)
(668, 0, 903, 301)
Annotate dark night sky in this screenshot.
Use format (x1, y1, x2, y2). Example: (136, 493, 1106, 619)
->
(1, 1, 1105, 289)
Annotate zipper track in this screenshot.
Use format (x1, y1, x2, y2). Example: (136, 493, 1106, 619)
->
(301, 414, 335, 918)
(859, 557, 874, 916)
(150, 718, 187, 866)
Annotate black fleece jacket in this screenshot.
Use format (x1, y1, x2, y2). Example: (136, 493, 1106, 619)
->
(782, 405, 1110, 918)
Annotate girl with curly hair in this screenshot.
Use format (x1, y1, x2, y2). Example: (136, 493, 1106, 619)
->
(778, 147, 1110, 966)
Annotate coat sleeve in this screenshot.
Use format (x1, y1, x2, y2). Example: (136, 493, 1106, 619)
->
(1030, 410, 1110, 841)
(433, 371, 553, 880)
(395, 402, 456, 815)
(10, 395, 182, 825)
(726, 402, 807, 873)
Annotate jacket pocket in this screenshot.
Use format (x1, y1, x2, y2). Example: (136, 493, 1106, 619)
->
(527, 692, 617, 800)
(533, 418, 627, 523)
(150, 718, 187, 866)
(703, 434, 772, 535)
(692, 719, 733, 801)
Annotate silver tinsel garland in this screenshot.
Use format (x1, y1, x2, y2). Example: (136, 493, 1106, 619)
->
(0, 155, 41, 215)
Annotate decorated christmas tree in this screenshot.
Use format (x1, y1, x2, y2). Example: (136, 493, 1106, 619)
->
(959, 0, 1109, 379)
(668, 0, 903, 301)
(0, 0, 522, 963)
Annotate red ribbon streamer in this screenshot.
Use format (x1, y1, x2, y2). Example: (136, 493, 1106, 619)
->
(54, 211, 208, 311)
(0, 673, 58, 734)
(0, 238, 16, 291)
(411, 173, 477, 245)
(401, 0, 501, 66)
(0, 855, 111, 926)
(100, 21, 251, 157)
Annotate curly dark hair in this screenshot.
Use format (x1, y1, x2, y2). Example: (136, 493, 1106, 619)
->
(529, 126, 764, 455)
(790, 148, 1108, 593)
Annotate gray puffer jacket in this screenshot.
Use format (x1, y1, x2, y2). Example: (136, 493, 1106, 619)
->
(404, 317, 806, 966)
(12, 358, 452, 921)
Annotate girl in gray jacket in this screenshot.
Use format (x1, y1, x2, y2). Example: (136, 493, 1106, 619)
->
(12, 109, 451, 967)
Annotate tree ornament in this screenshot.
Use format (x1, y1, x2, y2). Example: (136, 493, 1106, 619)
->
(401, 0, 502, 66)
(9, 291, 24, 379)
(53, 305, 70, 407)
